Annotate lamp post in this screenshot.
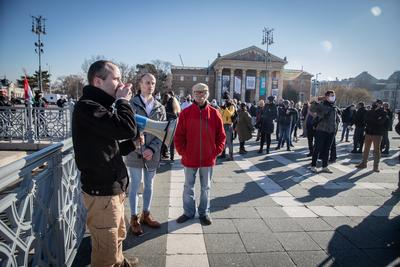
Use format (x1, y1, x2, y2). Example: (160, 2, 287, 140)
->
(262, 27, 274, 98)
(312, 72, 321, 97)
(46, 63, 51, 93)
(31, 15, 46, 92)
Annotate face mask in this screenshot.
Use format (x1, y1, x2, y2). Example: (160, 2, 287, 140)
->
(328, 96, 336, 102)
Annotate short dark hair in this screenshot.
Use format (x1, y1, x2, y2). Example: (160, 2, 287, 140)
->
(358, 102, 365, 107)
(376, 99, 383, 105)
(325, 90, 335, 96)
(87, 60, 116, 85)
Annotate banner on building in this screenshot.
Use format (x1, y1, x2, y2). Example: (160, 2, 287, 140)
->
(246, 76, 255, 90)
(222, 75, 230, 92)
(272, 78, 278, 90)
(259, 76, 266, 96)
(234, 76, 241, 94)
(272, 89, 279, 97)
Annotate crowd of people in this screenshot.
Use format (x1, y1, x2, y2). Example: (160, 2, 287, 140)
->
(71, 60, 398, 267)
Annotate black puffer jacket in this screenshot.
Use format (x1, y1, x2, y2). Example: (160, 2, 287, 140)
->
(352, 107, 367, 128)
(72, 86, 139, 196)
(259, 103, 277, 134)
(365, 108, 388, 136)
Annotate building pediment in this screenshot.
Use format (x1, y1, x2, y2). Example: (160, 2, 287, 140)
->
(212, 46, 287, 66)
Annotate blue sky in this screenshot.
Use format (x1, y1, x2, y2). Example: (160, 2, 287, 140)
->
(1, 0, 399, 83)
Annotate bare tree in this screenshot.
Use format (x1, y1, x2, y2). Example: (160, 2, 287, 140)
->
(320, 84, 372, 107)
(81, 55, 106, 74)
(54, 75, 85, 99)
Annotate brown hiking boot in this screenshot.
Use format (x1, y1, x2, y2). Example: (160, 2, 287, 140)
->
(140, 211, 161, 228)
(130, 215, 143, 236)
(355, 163, 367, 169)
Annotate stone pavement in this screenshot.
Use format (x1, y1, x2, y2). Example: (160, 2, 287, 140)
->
(73, 131, 400, 267)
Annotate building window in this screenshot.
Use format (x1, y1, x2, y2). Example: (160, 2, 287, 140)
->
(180, 76, 184, 81)
(205, 77, 209, 82)
(193, 76, 197, 82)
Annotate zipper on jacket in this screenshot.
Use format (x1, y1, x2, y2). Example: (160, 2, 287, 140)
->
(199, 109, 202, 166)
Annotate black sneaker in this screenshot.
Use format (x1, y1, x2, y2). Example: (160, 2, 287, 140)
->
(199, 215, 212, 225)
(177, 214, 192, 224)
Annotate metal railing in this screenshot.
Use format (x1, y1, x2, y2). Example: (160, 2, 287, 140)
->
(0, 105, 73, 143)
(0, 138, 86, 266)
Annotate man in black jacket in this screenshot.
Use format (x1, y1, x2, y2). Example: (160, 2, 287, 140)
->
(351, 102, 367, 153)
(356, 100, 388, 172)
(72, 60, 140, 267)
(381, 102, 393, 155)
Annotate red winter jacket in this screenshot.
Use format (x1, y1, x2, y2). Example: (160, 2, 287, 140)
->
(174, 102, 226, 168)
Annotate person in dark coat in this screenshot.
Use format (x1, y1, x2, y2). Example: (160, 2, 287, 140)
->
(351, 102, 367, 153)
(340, 104, 355, 142)
(381, 102, 393, 155)
(305, 107, 316, 157)
(258, 96, 277, 154)
(255, 100, 265, 141)
(276, 100, 296, 151)
(236, 102, 254, 154)
(356, 100, 388, 172)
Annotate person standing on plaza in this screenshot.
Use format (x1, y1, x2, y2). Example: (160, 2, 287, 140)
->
(72, 60, 140, 266)
(258, 96, 277, 154)
(356, 100, 388, 172)
(310, 90, 340, 173)
(219, 97, 236, 161)
(340, 104, 355, 142)
(236, 102, 254, 154)
(276, 100, 295, 151)
(165, 91, 181, 161)
(381, 102, 393, 155)
(174, 83, 226, 225)
(125, 73, 166, 236)
(351, 102, 367, 153)
(181, 94, 192, 110)
(255, 99, 265, 142)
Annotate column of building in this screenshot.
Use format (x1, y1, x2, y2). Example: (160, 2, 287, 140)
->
(216, 68, 222, 102)
(241, 69, 246, 102)
(267, 71, 273, 97)
(229, 68, 235, 99)
(255, 70, 261, 102)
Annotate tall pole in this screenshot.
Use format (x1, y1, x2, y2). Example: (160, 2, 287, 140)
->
(262, 27, 274, 97)
(32, 15, 46, 92)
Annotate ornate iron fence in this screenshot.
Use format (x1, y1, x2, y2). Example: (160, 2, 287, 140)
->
(0, 105, 73, 143)
(0, 138, 86, 266)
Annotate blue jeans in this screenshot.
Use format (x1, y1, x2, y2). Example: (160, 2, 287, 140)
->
(278, 125, 291, 149)
(183, 167, 212, 217)
(128, 167, 156, 216)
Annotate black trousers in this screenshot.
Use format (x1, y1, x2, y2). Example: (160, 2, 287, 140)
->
(381, 130, 390, 152)
(260, 133, 271, 151)
(307, 128, 315, 154)
(353, 127, 365, 151)
(311, 131, 335, 168)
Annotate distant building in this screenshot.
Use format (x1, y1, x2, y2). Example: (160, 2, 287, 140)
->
(282, 70, 313, 103)
(172, 46, 294, 103)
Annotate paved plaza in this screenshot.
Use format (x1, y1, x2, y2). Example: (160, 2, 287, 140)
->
(73, 130, 400, 267)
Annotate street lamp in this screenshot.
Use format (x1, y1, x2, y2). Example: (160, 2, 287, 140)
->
(31, 15, 46, 92)
(312, 72, 321, 97)
(262, 27, 274, 98)
(46, 63, 51, 93)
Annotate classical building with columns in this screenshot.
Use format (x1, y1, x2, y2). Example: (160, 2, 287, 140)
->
(171, 46, 312, 103)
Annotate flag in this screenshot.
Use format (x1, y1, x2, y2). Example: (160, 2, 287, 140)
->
(24, 77, 33, 103)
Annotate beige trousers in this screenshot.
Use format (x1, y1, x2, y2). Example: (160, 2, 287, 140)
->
(83, 192, 126, 267)
(361, 134, 383, 168)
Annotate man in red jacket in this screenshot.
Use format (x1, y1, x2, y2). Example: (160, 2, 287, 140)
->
(174, 83, 226, 225)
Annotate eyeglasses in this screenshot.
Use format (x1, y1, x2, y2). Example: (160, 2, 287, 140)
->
(194, 91, 208, 94)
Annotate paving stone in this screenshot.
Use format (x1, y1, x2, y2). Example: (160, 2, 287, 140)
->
(166, 234, 207, 254)
(334, 224, 389, 249)
(288, 251, 333, 267)
(263, 218, 303, 232)
(333, 206, 369, 216)
(133, 255, 165, 267)
(328, 248, 376, 267)
(255, 207, 290, 218)
(226, 206, 261, 218)
(166, 255, 209, 267)
(308, 231, 356, 251)
(307, 206, 346, 217)
(208, 253, 252, 267)
(292, 218, 334, 231)
(202, 219, 237, 234)
(240, 232, 284, 252)
(282, 206, 318, 217)
(249, 252, 295, 267)
(204, 234, 246, 253)
(168, 219, 203, 234)
(123, 234, 167, 256)
(274, 232, 321, 251)
(362, 248, 400, 267)
(232, 219, 272, 233)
